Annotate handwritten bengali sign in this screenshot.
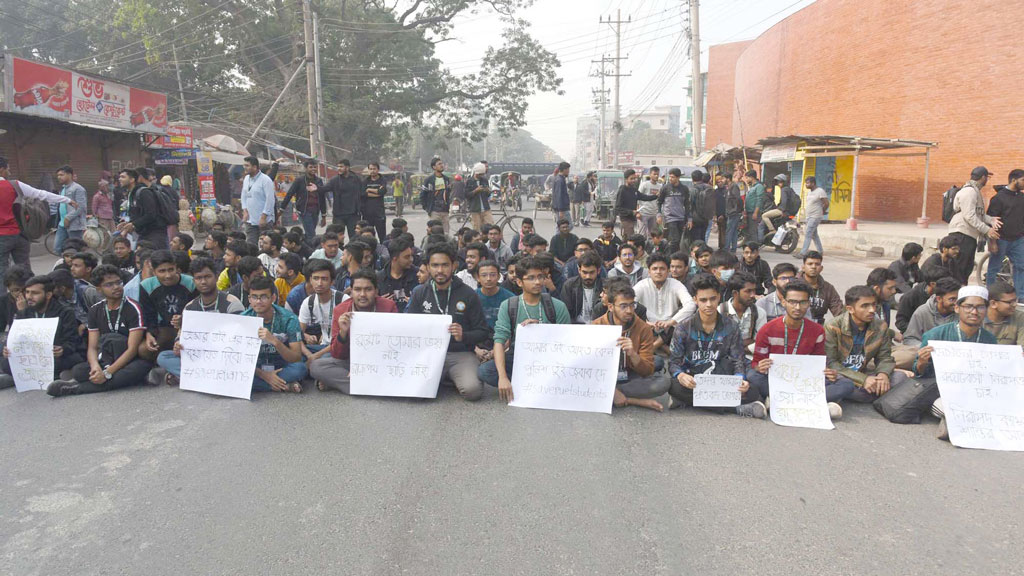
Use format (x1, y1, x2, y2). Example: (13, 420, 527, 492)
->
(693, 374, 742, 407)
(509, 324, 621, 414)
(179, 311, 263, 400)
(7, 318, 59, 392)
(349, 312, 451, 398)
(931, 341, 1024, 451)
(768, 354, 833, 430)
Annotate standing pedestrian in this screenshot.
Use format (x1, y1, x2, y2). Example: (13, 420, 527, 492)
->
(742, 170, 764, 243)
(326, 159, 362, 243)
(613, 168, 655, 240)
(551, 161, 572, 230)
(421, 157, 452, 236)
(637, 166, 662, 236)
(55, 165, 87, 253)
(985, 168, 1024, 298)
(798, 176, 829, 258)
(657, 167, 691, 254)
(118, 168, 169, 250)
(710, 173, 728, 248)
(949, 166, 1001, 285)
(360, 162, 388, 241)
(688, 170, 713, 245)
(92, 179, 115, 231)
(392, 175, 405, 218)
(723, 172, 743, 252)
(578, 171, 597, 226)
(281, 159, 326, 243)
(240, 156, 276, 244)
(466, 162, 494, 232)
(570, 174, 582, 225)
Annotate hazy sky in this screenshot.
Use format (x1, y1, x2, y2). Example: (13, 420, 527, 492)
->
(433, 0, 817, 160)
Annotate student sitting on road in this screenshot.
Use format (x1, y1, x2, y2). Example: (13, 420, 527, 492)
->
(669, 251, 689, 285)
(685, 244, 713, 284)
(310, 269, 398, 394)
(633, 253, 696, 352)
(228, 256, 266, 310)
(241, 276, 307, 394)
(274, 253, 305, 307)
(309, 230, 343, 272)
(408, 242, 490, 402)
(138, 250, 197, 368)
(721, 271, 765, 349)
(668, 273, 766, 419)
(824, 285, 911, 407)
(216, 240, 249, 291)
(747, 278, 848, 420)
(593, 221, 622, 269)
(45, 265, 152, 397)
(755, 262, 797, 324)
(560, 251, 604, 324)
(607, 242, 649, 286)
(481, 255, 571, 403)
(455, 242, 489, 290)
(920, 235, 960, 283)
(866, 267, 899, 330)
(902, 277, 962, 349)
(888, 242, 923, 294)
(0, 275, 83, 390)
(737, 242, 773, 295)
(796, 251, 843, 325)
(982, 281, 1024, 347)
(153, 257, 244, 386)
(298, 259, 345, 366)
(473, 259, 515, 365)
(895, 265, 951, 333)
(592, 279, 671, 412)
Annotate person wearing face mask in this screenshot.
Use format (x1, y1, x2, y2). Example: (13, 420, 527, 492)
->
(708, 250, 739, 301)
(633, 254, 696, 353)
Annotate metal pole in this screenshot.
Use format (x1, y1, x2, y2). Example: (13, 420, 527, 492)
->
(612, 9, 621, 169)
(301, 0, 320, 159)
(847, 153, 859, 230)
(171, 41, 188, 122)
(245, 62, 305, 149)
(689, 0, 702, 155)
(918, 147, 931, 227)
(313, 7, 326, 169)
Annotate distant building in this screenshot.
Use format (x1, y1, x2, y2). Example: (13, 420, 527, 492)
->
(574, 115, 601, 169)
(626, 105, 681, 137)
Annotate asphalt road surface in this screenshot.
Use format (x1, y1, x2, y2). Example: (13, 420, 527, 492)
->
(3, 201, 1022, 575)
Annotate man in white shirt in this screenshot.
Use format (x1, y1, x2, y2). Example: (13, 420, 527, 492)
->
(721, 271, 766, 350)
(637, 167, 663, 236)
(633, 253, 696, 352)
(240, 156, 276, 244)
(298, 259, 347, 365)
(798, 176, 830, 259)
(0, 156, 77, 289)
(455, 242, 490, 291)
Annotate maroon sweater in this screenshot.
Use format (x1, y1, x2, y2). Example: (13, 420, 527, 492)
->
(752, 316, 826, 365)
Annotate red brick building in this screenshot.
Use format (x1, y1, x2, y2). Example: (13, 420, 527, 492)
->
(705, 0, 1024, 222)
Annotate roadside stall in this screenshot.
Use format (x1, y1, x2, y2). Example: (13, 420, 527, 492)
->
(694, 143, 762, 178)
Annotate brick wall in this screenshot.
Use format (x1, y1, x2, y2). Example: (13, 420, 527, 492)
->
(704, 41, 752, 148)
(713, 0, 1024, 222)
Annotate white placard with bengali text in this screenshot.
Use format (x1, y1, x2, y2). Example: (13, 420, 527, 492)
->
(768, 354, 833, 430)
(693, 374, 742, 407)
(179, 311, 263, 400)
(349, 312, 451, 398)
(931, 341, 1024, 451)
(7, 318, 59, 392)
(509, 323, 621, 414)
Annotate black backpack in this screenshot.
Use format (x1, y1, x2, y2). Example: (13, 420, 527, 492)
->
(505, 293, 557, 351)
(784, 187, 802, 215)
(10, 180, 50, 241)
(941, 185, 961, 223)
(151, 185, 180, 227)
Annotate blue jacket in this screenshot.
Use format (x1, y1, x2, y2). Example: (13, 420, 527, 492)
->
(551, 174, 570, 211)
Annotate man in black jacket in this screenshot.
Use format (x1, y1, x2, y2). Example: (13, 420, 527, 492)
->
(281, 160, 327, 242)
(985, 168, 1024, 297)
(737, 242, 773, 295)
(613, 168, 657, 240)
(326, 159, 362, 242)
(888, 242, 923, 294)
(895, 265, 951, 333)
(406, 242, 489, 401)
(0, 275, 83, 389)
(421, 157, 453, 235)
(117, 168, 168, 249)
(559, 251, 603, 324)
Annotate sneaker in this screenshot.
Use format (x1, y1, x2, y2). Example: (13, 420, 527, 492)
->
(58, 370, 74, 380)
(146, 367, 167, 387)
(937, 417, 949, 441)
(0, 374, 14, 390)
(736, 401, 767, 419)
(931, 397, 945, 419)
(828, 402, 843, 420)
(46, 380, 80, 397)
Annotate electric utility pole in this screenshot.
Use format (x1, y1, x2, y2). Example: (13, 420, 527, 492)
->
(689, 0, 703, 155)
(170, 41, 188, 122)
(600, 10, 630, 169)
(590, 55, 613, 168)
(312, 6, 327, 168)
(301, 0, 321, 160)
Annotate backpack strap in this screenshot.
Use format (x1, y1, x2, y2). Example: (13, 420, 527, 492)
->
(539, 293, 557, 323)
(507, 295, 520, 329)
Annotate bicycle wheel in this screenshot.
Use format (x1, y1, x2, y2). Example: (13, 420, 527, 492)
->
(44, 230, 58, 256)
(501, 215, 525, 239)
(976, 251, 992, 285)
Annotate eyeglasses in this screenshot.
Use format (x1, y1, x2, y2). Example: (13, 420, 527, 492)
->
(785, 299, 811, 308)
(960, 303, 987, 313)
(250, 294, 275, 302)
(101, 280, 124, 289)
(995, 299, 1017, 306)
(615, 302, 638, 311)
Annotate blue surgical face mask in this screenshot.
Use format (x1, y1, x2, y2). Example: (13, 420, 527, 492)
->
(720, 269, 735, 282)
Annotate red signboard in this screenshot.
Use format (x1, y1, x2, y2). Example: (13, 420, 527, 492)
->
(3, 55, 167, 134)
(151, 125, 194, 149)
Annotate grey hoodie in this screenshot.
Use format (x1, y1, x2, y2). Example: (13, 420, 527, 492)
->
(607, 260, 649, 286)
(903, 295, 955, 348)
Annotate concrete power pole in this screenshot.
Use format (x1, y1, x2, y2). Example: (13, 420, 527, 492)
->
(590, 55, 613, 168)
(312, 7, 327, 169)
(600, 10, 630, 169)
(170, 41, 188, 123)
(301, 0, 321, 159)
(689, 0, 703, 155)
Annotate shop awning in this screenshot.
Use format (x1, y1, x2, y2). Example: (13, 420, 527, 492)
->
(695, 143, 763, 167)
(756, 135, 937, 157)
(204, 149, 250, 166)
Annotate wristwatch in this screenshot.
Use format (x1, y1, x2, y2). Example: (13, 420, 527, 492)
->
(103, 369, 113, 381)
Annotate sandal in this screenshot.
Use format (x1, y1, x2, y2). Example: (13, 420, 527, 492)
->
(316, 380, 325, 391)
(290, 382, 303, 394)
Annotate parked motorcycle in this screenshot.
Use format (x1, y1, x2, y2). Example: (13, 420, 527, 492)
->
(761, 214, 800, 254)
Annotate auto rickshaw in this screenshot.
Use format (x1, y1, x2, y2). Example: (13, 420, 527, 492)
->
(499, 171, 523, 211)
(593, 169, 625, 221)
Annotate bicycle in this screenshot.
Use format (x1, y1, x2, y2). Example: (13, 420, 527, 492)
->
(44, 216, 112, 256)
(976, 249, 1013, 286)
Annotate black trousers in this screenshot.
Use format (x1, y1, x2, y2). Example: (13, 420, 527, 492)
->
(332, 214, 359, 243)
(69, 358, 153, 394)
(950, 232, 977, 285)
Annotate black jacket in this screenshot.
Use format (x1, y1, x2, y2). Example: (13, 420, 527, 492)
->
(406, 277, 488, 353)
(987, 185, 1024, 241)
(738, 257, 772, 295)
(361, 176, 387, 218)
(327, 171, 363, 216)
(888, 259, 921, 295)
(614, 185, 658, 217)
(281, 175, 326, 217)
(559, 275, 603, 324)
(127, 183, 162, 236)
(16, 298, 82, 354)
(420, 172, 453, 214)
(896, 282, 929, 333)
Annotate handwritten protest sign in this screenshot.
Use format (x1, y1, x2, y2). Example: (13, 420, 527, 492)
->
(179, 311, 263, 400)
(768, 354, 833, 430)
(7, 318, 59, 392)
(693, 374, 742, 407)
(509, 323, 621, 414)
(931, 341, 1024, 451)
(349, 312, 451, 398)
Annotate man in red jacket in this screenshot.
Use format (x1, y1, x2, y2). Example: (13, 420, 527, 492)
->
(309, 269, 397, 393)
(746, 278, 850, 420)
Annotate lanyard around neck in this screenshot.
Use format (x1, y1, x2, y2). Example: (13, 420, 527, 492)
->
(783, 319, 805, 354)
(430, 281, 452, 315)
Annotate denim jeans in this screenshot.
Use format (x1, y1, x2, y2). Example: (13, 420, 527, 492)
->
(800, 216, 823, 256)
(252, 360, 309, 392)
(157, 350, 182, 377)
(55, 227, 84, 253)
(301, 211, 319, 243)
(0, 233, 32, 295)
(725, 214, 741, 252)
(986, 237, 1024, 300)
(746, 368, 856, 403)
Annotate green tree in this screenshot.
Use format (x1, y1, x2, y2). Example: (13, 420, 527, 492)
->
(618, 121, 687, 156)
